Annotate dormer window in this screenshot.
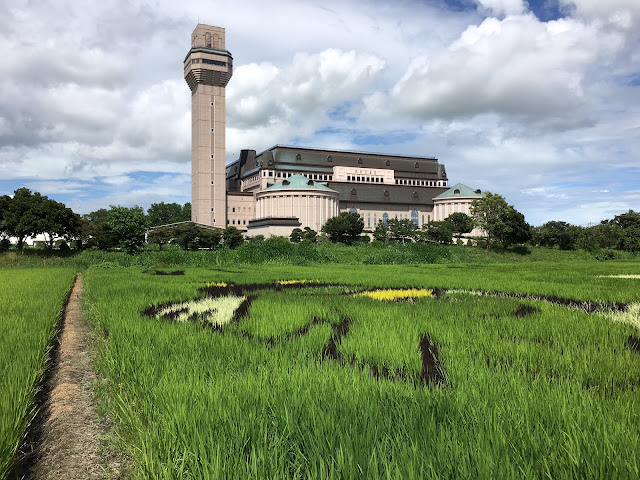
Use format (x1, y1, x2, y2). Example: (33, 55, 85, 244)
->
(295, 153, 301, 162)
(454, 189, 460, 195)
(475, 189, 482, 194)
(350, 188, 357, 195)
(327, 155, 332, 162)
(385, 160, 390, 166)
(357, 157, 363, 164)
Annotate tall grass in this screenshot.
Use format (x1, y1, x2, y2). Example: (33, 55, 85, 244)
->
(0, 268, 76, 478)
(85, 264, 640, 478)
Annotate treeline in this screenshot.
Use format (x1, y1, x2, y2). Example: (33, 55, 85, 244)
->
(531, 211, 640, 253)
(0, 188, 194, 253)
(2, 186, 638, 256)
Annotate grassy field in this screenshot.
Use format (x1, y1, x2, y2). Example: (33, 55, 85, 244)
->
(0, 268, 76, 478)
(83, 261, 640, 479)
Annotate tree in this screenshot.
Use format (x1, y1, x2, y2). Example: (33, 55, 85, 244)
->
(146, 202, 191, 227)
(197, 228, 222, 250)
(39, 198, 81, 249)
(387, 218, 417, 243)
(532, 221, 580, 250)
(373, 220, 390, 243)
(107, 205, 147, 254)
(302, 227, 317, 243)
(290, 228, 303, 243)
(424, 220, 454, 244)
(446, 212, 475, 240)
(80, 209, 119, 250)
(2, 188, 47, 252)
(147, 226, 174, 250)
(0, 195, 10, 239)
(172, 223, 201, 250)
(610, 210, 640, 252)
(222, 227, 244, 249)
(321, 212, 364, 244)
(470, 192, 531, 248)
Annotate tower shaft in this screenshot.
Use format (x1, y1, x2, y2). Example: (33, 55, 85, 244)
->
(184, 24, 233, 227)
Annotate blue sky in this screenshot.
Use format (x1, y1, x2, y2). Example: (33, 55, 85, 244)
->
(0, 0, 638, 225)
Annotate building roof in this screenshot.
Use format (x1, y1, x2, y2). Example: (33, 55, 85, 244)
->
(433, 183, 484, 200)
(262, 174, 338, 193)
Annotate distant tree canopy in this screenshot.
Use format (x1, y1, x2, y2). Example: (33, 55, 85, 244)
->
(322, 212, 364, 244)
(471, 192, 531, 248)
(0, 188, 81, 252)
(107, 206, 147, 254)
(446, 212, 475, 240)
(146, 202, 191, 227)
(387, 218, 417, 244)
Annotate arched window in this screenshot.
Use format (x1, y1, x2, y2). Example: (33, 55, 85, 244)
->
(349, 207, 357, 214)
(350, 189, 357, 195)
(454, 189, 460, 195)
(357, 157, 363, 164)
(213, 34, 220, 49)
(411, 210, 419, 226)
(295, 153, 301, 162)
(205, 32, 212, 48)
(382, 213, 389, 225)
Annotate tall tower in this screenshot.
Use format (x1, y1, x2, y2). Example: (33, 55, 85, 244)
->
(184, 24, 233, 226)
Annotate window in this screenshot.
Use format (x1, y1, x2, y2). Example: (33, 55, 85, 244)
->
(422, 215, 425, 226)
(382, 213, 389, 225)
(367, 214, 371, 228)
(350, 189, 357, 195)
(411, 210, 419, 226)
(349, 207, 357, 214)
(232, 207, 235, 212)
(202, 58, 226, 67)
(374, 213, 377, 226)
(358, 157, 363, 164)
(211, 154, 214, 159)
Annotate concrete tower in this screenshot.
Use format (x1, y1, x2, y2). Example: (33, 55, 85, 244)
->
(184, 24, 233, 226)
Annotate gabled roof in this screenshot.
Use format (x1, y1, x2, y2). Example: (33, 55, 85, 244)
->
(433, 183, 484, 199)
(262, 174, 338, 192)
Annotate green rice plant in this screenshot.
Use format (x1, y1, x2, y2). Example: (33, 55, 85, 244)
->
(84, 264, 640, 479)
(0, 268, 76, 478)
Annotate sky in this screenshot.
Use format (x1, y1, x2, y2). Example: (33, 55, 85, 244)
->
(0, 0, 638, 226)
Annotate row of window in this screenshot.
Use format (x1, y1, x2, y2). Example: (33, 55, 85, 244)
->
(346, 175, 384, 183)
(349, 208, 432, 228)
(186, 58, 226, 69)
(395, 179, 444, 187)
(227, 219, 247, 226)
(259, 170, 334, 181)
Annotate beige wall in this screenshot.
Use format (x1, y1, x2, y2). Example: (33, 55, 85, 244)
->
(255, 189, 340, 232)
(227, 194, 255, 231)
(332, 166, 394, 185)
(340, 203, 434, 230)
(433, 197, 484, 237)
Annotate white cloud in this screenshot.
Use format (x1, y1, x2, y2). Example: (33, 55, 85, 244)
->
(363, 13, 624, 131)
(475, 0, 526, 16)
(226, 48, 385, 155)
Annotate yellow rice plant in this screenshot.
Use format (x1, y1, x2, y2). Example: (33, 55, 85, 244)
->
(355, 288, 433, 301)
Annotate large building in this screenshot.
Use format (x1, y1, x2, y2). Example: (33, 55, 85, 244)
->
(185, 24, 465, 237)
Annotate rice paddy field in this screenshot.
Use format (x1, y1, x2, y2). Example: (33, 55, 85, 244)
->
(81, 261, 640, 479)
(0, 268, 76, 478)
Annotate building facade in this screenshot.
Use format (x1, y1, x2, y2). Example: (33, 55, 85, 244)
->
(185, 24, 465, 237)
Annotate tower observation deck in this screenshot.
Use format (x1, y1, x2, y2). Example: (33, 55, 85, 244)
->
(184, 24, 233, 226)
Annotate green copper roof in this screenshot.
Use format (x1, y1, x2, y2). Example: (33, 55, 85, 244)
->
(263, 174, 338, 192)
(433, 183, 484, 199)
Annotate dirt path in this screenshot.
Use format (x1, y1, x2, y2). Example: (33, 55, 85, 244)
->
(29, 275, 123, 480)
